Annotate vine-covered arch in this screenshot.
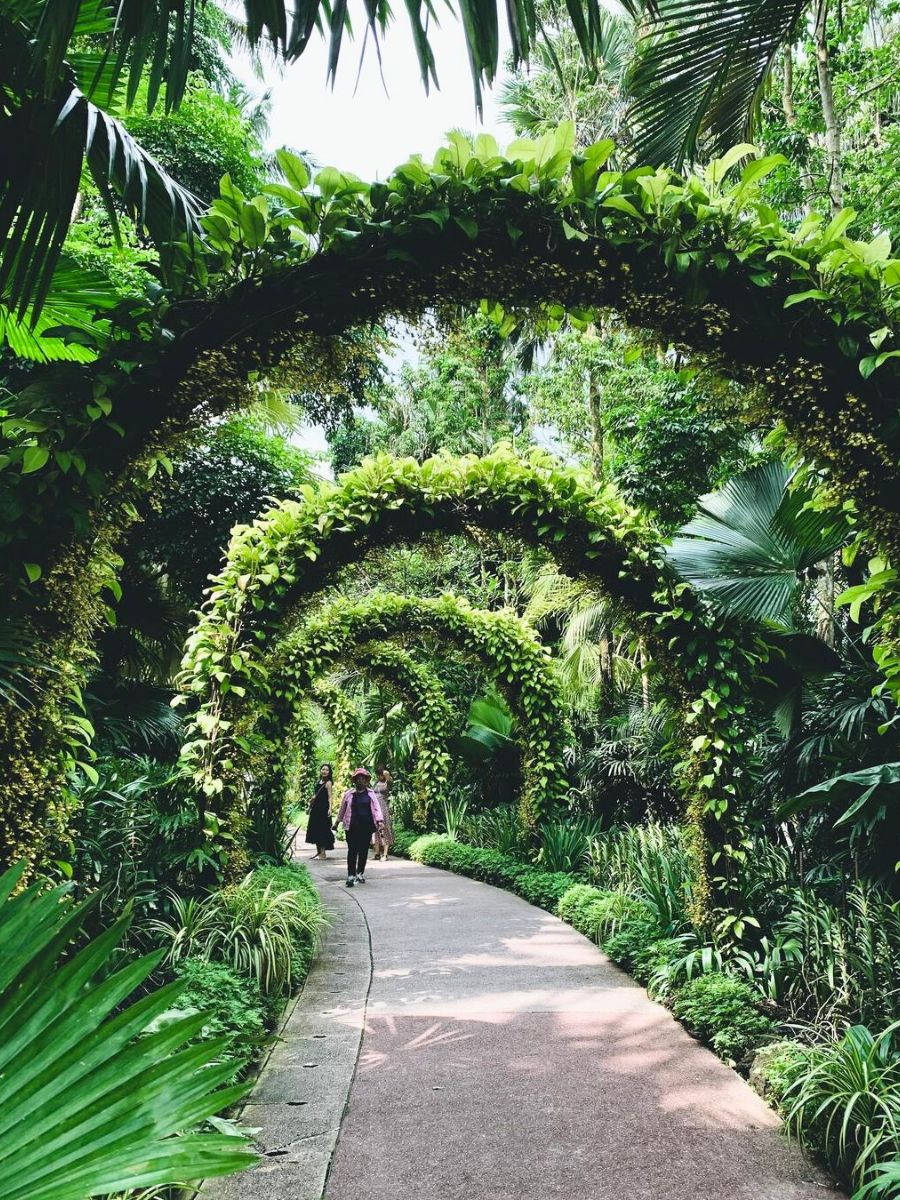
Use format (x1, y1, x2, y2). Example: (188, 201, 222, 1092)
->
(181, 448, 767, 921)
(349, 644, 456, 826)
(182, 592, 571, 872)
(7, 133, 899, 877)
(291, 646, 455, 824)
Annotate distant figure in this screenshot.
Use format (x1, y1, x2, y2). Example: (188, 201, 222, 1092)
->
(305, 763, 335, 860)
(372, 765, 394, 861)
(335, 767, 384, 887)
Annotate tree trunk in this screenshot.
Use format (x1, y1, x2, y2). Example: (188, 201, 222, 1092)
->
(782, 44, 797, 127)
(813, 0, 844, 213)
(815, 552, 838, 647)
(587, 362, 604, 481)
(639, 638, 651, 713)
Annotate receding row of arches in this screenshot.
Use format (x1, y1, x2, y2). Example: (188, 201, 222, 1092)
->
(178, 449, 770, 924)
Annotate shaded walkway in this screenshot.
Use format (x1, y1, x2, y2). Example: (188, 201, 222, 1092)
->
(204, 856, 840, 1200)
(324, 858, 837, 1200)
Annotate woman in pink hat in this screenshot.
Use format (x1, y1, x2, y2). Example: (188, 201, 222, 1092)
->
(334, 767, 385, 887)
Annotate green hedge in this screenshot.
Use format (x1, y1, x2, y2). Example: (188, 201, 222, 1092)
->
(171, 958, 269, 1082)
(406, 834, 574, 913)
(671, 974, 778, 1063)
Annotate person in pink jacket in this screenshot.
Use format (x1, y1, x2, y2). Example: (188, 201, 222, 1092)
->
(334, 767, 384, 887)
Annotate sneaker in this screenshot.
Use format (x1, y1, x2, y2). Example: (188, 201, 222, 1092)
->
(345, 877, 355, 888)
(356, 874, 366, 884)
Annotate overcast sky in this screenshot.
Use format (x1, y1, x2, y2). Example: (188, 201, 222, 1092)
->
(240, 16, 513, 176)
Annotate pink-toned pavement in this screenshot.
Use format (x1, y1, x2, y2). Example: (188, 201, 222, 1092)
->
(322, 857, 839, 1200)
(206, 855, 842, 1200)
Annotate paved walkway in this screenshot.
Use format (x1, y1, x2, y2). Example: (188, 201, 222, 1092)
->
(203, 856, 841, 1200)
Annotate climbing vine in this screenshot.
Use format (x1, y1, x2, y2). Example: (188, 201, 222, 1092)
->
(180, 591, 572, 875)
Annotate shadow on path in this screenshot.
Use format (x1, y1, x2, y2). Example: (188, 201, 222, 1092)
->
(321, 858, 841, 1200)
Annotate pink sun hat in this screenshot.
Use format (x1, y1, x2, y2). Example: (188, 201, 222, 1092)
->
(351, 767, 371, 779)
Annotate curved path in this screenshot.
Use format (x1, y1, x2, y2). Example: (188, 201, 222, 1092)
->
(203, 857, 840, 1200)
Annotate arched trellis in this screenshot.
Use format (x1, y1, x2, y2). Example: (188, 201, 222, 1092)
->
(180, 449, 769, 924)
(292, 646, 456, 825)
(182, 591, 571, 872)
(6, 135, 899, 875)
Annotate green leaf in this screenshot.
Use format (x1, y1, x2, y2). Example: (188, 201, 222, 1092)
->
(21, 446, 50, 474)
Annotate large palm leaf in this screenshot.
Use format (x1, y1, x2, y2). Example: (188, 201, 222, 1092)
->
(666, 460, 850, 626)
(1, 0, 607, 316)
(0, 861, 255, 1199)
(623, 0, 808, 165)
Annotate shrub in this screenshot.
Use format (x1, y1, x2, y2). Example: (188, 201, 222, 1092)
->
(557, 884, 645, 943)
(514, 867, 574, 911)
(150, 865, 325, 995)
(537, 817, 600, 874)
(671, 973, 778, 1062)
(603, 916, 664, 973)
(171, 958, 269, 1079)
(390, 827, 420, 857)
(783, 1023, 900, 1196)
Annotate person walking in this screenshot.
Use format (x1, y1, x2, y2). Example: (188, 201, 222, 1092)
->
(305, 763, 336, 860)
(372, 764, 394, 861)
(335, 767, 385, 887)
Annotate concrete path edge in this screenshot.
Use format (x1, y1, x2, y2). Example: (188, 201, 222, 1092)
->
(196, 875, 371, 1200)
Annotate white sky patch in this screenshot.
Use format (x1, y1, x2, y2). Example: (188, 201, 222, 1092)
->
(238, 21, 519, 467)
(237, 18, 512, 176)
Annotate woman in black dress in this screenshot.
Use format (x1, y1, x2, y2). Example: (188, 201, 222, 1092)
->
(305, 763, 336, 859)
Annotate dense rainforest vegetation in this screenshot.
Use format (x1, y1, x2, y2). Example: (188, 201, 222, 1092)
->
(1, 0, 900, 1197)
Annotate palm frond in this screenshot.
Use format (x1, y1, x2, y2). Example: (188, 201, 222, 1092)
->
(666, 461, 850, 626)
(0, 255, 123, 362)
(625, 0, 807, 166)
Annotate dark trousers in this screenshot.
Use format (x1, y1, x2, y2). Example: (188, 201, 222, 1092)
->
(347, 824, 372, 876)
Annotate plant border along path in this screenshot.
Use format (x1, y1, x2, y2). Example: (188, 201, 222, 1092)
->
(207, 853, 841, 1200)
(200, 865, 373, 1200)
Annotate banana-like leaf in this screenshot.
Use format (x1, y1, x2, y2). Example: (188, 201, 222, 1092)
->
(0, 863, 256, 1199)
(666, 461, 850, 626)
(625, 0, 807, 166)
(777, 761, 900, 829)
(0, 82, 201, 319)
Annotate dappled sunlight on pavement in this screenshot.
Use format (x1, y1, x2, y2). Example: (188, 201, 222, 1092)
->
(320, 859, 840, 1200)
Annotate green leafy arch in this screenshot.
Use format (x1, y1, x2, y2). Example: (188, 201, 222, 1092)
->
(182, 591, 571, 873)
(297, 647, 455, 823)
(349, 644, 455, 826)
(181, 447, 767, 922)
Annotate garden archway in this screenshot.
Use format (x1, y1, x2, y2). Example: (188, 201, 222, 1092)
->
(181, 448, 766, 921)
(290, 646, 456, 828)
(6, 135, 898, 878)
(182, 591, 572, 874)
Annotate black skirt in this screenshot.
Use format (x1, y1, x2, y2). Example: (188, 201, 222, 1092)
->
(305, 785, 335, 849)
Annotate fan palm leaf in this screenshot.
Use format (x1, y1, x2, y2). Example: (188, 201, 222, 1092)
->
(0, 862, 255, 1199)
(666, 460, 850, 626)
